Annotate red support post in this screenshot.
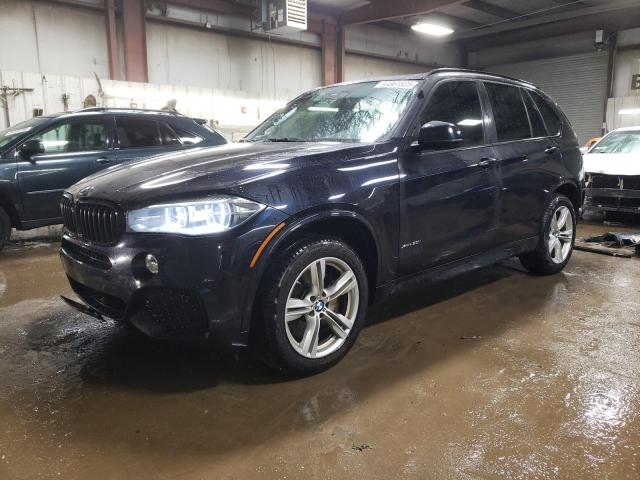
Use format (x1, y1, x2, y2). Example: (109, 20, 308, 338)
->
(122, 0, 148, 83)
(337, 24, 345, 83)
(322, 21, 338, 86)
(105, 0, 120, 80)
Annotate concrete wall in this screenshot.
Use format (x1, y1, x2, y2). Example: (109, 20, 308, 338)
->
(612, 48, 640, 98)
(344, 23, 462, 81)
(346, 24, 462, 67)
(0, 0, 109, 79)
(146, 22, 322, 103)
(609, 28, 640, 129)
(0, 69, 286, 140)
(344, 55, 429, 82)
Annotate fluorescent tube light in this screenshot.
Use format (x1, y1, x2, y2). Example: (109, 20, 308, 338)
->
(411, 23, 454, 36)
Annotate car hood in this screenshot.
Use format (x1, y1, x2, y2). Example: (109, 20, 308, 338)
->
(67, 141, 372, 207)
(583, 152, 640, 176)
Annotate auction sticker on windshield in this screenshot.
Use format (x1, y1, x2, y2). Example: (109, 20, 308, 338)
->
(374, 81, 420, 89)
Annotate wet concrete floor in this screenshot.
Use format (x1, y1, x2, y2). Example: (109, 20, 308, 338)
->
(0, 221, 638, 479)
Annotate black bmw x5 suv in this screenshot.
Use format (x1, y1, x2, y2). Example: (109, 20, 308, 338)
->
(60, 69, 583, 373)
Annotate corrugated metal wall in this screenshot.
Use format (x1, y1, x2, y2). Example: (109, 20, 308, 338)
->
(491, 52, 609, 144)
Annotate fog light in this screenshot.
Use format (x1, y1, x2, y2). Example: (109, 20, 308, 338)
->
(145, 254, 159, 274)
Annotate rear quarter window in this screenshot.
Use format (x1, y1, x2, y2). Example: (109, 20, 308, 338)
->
(529, 91, 562, 136)
(170, 123, 205, 145)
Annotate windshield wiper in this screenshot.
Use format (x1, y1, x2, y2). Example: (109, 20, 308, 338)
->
(264, 138, 307, 142)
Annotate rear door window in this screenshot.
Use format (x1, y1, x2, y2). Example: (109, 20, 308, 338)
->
(529, 91, 562, 136)
(116, 118, 161, 149)
(485, 83, 531, 142)
(420, 80, 484, 148)
(36, 119, 108, 153)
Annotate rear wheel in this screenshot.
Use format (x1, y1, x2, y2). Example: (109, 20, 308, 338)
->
(0, 207, 11, 252)
(253, 236, 368, 374)
(519, 194, 576, 275)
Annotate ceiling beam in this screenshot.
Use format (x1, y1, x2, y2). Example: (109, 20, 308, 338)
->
(464, 8, 638, 51)
(463, 0, 518, 19)
(451, 0, 640, 40)
(341, 0, 467, 25)
(168, 0, 255, 17)
(422, 11, 484, 29)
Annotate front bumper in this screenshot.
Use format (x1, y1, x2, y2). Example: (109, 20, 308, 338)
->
(60, 207, 289, 343)
(584, 174, 640, 214)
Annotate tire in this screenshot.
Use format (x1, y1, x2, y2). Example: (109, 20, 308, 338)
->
(0, 207, 11, 252)
(519, 194, 576, 275)
(253, 236, 369, 375)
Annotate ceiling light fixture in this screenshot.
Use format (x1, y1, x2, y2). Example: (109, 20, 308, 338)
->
(411, 23, 454, 36)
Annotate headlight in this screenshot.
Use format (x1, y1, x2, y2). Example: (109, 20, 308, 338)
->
(127, 196, 265, 235)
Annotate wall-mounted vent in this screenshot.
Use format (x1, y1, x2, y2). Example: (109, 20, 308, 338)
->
(261, 0, 307, 34)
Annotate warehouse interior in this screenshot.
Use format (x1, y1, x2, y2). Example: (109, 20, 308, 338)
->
(0, 0, 640, 478)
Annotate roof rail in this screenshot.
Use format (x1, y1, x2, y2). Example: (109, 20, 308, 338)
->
(76, 107, 185, 116)
(429, 68, 535, 86)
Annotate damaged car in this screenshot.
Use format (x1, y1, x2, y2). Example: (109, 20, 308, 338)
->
(583, 126, 640, 216)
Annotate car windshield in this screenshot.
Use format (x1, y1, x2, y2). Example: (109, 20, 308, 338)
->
(0, 117, 49, 150)
(245, 80, 421, 143)
(590, 130, 640, 155)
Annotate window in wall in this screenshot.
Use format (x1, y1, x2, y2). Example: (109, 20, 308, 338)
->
(420, 81, 484, 148)
(36, 119, 107, 153)
(116, 118, 161, 148)
(485, 83, 531, 142)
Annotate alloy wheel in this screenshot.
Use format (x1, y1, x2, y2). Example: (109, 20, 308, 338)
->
(284, 257, 359, 359)
(548, 205, 574, 264)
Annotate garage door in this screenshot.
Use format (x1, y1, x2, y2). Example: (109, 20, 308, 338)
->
(490, 52, 608, 145)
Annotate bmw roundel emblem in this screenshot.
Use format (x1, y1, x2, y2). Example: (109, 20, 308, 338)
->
(78, 186, 94, 196)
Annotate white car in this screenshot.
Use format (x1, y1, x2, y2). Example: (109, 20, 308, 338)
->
(583, 126, 640, 215)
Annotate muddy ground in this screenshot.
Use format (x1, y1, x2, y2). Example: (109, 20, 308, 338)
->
(0, 220, 638, 479)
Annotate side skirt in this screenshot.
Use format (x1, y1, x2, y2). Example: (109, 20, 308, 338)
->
(376, 236, 539, 300)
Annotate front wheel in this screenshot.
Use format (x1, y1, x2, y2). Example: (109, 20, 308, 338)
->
(253, 236, 368, 374)
(519, 194, 576, 275)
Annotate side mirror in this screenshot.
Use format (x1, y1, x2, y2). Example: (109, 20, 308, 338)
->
(19, 139, 45, 158)
(418, 121, 463, 149)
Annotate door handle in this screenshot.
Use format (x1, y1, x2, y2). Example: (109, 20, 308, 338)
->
(95, 157, 112, 164)
(544, 146, 559, 155)
(478, 157, 497, 168)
